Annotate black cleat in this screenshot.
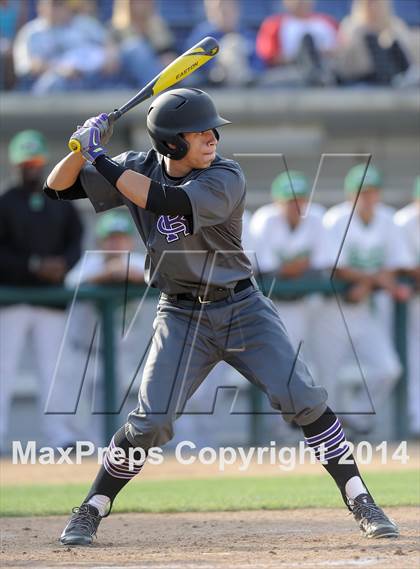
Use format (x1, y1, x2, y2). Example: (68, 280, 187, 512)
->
(348, 494, 399, 539)
(60, 504, 102, 545)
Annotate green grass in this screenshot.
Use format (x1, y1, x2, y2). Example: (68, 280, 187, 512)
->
(1, 471, 418, 517)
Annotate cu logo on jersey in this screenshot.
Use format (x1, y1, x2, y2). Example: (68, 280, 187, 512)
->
(157, 215, 190, 243)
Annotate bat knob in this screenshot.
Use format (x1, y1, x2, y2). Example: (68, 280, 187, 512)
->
(68, 138, 81, 153)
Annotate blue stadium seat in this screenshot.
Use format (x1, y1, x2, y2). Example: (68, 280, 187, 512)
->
(314, 0, 352, 22)
(155, 0, 204, 25)
(394, 0, 420, 26)
(238, 0, 275, 30)
(155, 0, 205, 47)
(97, 0, 114, 23)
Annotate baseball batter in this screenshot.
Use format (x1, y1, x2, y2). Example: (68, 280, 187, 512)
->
(44, 89, 398, 544)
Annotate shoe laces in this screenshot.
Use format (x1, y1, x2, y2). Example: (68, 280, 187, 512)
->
(67, 504, 101, 536)
(349, 496, 386, 524)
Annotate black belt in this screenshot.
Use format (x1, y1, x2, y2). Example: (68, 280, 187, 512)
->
(162, 278, 253, 305)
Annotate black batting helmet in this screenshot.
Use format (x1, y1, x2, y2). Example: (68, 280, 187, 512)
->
(146, 88, 231, 160)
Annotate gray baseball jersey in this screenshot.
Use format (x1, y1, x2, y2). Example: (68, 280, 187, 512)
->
(80, 150, 253, 294)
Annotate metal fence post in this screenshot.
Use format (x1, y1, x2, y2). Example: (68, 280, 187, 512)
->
(100, 296, 118, 443)
(394, 300, 408, 440)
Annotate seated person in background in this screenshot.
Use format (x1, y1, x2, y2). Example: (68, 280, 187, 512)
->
(61, 210, 146, 444)
(319, 163, 412, 434)
(256, 0, 338, 86)
(0, 0, 28, 90)
(0, 130, 83, 451)
(67, 210, 145, 286)
(250, 171, 331, 375)
(334, 0, 417, 86)
(13, 0, 119, 93)
(111, 0, 173, 88)
(394, 177, 420, 437)
(65, 211, 147, 445)
(185, 0, 261, 86)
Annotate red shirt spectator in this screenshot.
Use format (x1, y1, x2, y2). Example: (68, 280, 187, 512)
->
(257, 0, 338, 67)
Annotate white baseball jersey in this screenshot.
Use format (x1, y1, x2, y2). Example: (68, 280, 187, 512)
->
(394, 202, 420, 434)
(394, 203, 420, 266)
(250, 203, 333, 274)
(66, 251, 145, 287)
(324, 201, 412, 272)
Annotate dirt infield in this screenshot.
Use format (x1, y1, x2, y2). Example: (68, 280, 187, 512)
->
(1, 445, 418, 568)
(1, 507, 419, 568)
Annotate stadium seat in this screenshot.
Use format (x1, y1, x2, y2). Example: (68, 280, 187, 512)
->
(155, 0, 205, 46)
(394, 0, 420, 27)
(315, 0, 352, 22)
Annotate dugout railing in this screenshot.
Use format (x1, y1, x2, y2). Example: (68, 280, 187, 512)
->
(0, 279, 408, 443)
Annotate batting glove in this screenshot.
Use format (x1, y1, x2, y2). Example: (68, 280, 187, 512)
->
(83, 113, 114, 145)
(69, 126, 105, 164)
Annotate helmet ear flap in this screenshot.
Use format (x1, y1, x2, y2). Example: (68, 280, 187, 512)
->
(147, 129, 189, 160)
(171, 134, 189, 160)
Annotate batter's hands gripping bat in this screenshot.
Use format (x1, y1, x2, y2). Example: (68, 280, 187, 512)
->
(68, 36, 219, 153)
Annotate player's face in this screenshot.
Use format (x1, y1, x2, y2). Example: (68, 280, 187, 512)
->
(353, 187, 380, 218)
(101, 233, 134, 252)
(282, 197, 308, 226)
(19, 161, 45, 189)
(183, 130, 218, 169)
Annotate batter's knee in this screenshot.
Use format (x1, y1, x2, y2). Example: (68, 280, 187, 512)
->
(125, 411, 174, 449)
(268, 384, 328, 427)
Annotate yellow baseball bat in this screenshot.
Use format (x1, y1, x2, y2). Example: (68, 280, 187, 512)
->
(68, 36, 219, 153)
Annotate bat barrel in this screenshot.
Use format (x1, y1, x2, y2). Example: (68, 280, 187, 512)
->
(68, 36, 220, 152)
(194, 36, 219, 56)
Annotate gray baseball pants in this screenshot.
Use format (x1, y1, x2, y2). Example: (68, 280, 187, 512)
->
(125, 286, 327, 448)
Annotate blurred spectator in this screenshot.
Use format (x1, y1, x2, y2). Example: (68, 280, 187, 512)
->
(250, 171, 331, 376)
(394, 177, 420, 436)
(0, 130, 83, 451)
(334, 0, 418, 86)
(185, 0, 262, 86)
(67, 210, 145, 286)
(64, 211, 147, 444)
(0, 0, 27, 90)
(112, 0, 175, 83)
(13, 0, 120, 93)
(319, 163, 412, 434)
(256, 0, 338, 86)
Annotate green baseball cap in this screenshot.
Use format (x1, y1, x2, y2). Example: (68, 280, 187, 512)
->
(413, 176, 420, 200)
(271, 171, 309, 201)
(344, 163, 382, 194)
(96, 211, 135, 239)
(9, 130, 48, 165)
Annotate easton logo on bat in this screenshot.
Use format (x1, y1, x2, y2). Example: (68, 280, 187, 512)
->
(176, 61, 199, 80)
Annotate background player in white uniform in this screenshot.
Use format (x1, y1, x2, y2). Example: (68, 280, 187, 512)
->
(250, 171, 331, 377)
(320, 164, 412, 433)
(394, 177, 420, 436)
(64, 211, 148, 444)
